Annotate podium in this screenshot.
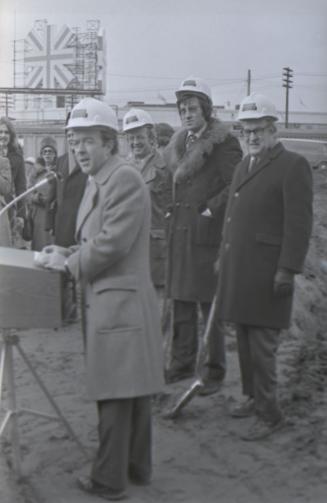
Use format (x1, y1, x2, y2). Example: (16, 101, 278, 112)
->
(0, 247, 88, 477)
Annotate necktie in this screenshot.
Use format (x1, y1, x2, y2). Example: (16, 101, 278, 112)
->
(186, 133, 197, 150)
(248, 155, 256, 173)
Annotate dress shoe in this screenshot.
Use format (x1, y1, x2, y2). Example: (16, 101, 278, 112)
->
(129, 472, 151, 486)
(77, 475, 127, 501)
(241, 417, 284, 441)
(230, 397, 255, 418)
(198, 378, 223, 396)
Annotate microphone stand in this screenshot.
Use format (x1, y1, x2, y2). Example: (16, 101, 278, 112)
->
(0, 171, 57, 217)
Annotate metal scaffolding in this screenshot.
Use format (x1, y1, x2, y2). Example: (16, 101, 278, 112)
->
(9, 19, 104, 118)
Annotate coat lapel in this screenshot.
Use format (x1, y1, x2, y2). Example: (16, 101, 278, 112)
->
(236, 142, 284, 191)
(75, 177, 98, 238)
(74, 156, 129, 240)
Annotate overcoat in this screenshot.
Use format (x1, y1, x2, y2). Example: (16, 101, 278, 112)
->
(53, 153, 87, 247)
(135, 150, 171, 287)
(0, 157, 12, 246)
(67, 156, 164, 400)
(29, 166, 54, 251)
(164, 118, 242, 302)
(6, 148, 27, 219)
(216, 142, 313, 329)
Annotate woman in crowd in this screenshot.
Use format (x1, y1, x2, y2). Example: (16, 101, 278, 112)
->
(0, 117, 27, 246)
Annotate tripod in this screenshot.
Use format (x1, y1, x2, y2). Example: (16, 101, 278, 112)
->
(0, 329, 89, 477)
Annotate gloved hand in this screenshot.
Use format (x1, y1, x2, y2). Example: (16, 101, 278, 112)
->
(42, 244, 72, 257)
(35, 245, 72, 272)
(273, 268, 295, 298)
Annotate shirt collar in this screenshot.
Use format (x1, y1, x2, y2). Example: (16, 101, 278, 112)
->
(187, 123, 207, 139)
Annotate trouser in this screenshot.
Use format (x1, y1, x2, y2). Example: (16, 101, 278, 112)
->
(91, 396, 152, 492)
(61, 275, 77, 322)
(168, 299, 226, 380)
(236, 324, 282, 423)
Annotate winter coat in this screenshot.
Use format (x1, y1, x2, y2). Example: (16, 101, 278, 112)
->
(29, 167, 54, 251)
(216, 142, 313, 329)
(67, 156, 164, 400)
(0, 157, 12, 247)
(53, 153, 87, 247)
(6, 148, 27, 219)
(164, 118, 242, 302)
(135, 150, 172, 287)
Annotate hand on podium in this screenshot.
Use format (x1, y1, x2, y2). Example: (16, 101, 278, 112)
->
(34, 245, 72, 272)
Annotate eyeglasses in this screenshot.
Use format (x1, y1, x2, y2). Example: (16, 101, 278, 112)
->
(42, 149, 55, 154)
(241, 127, 269, 138)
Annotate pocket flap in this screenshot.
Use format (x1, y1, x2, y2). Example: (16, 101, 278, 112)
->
(92, 274, 137, 293)
(150, 228, 165, 240)
(255, 233, 282, 246)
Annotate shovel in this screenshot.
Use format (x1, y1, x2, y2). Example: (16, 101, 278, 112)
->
(162, 295, 218, 419)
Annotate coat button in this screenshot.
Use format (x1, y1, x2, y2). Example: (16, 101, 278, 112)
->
(175, 202, 181, 207)
(85, 304, 90, 309)
(225, 243, 230, 251)
(82, 237, 87, 242)
(226, 217, 231, 223)
(234, 192, 239, 198)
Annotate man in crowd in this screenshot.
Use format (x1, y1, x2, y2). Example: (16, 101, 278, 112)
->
(39, 97, 164, 499)
(52, 113, 87, 248)
(123, 108, 171, 301)
(47, 113, 88, 322)
(215, 93, 313, 440)
(164, 76, 242, 394)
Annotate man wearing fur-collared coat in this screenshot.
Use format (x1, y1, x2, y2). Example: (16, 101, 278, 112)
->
(164, 77, 242, 385)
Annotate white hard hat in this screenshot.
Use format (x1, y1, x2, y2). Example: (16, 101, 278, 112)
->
(175, 76, 212, 103)
(25, 156, 35, 164)
(123, 108, 154, 132)
(66, 98, 118, 131)
(237, 93, 279, 121)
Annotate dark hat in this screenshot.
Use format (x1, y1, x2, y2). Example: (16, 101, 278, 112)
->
(40, 136, 57, 154)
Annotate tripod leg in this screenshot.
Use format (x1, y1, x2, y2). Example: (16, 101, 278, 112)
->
(0, 340, 7, 404)
(5, 341, 22, 477)
(15, 342, 89, 459)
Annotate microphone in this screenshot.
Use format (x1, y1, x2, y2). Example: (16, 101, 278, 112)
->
(0, 171, 58, 217)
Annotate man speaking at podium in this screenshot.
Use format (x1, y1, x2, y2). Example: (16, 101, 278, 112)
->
(38, 98, 164, 500)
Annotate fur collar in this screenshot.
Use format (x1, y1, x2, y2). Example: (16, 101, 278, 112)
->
(164, 118, 229, 182)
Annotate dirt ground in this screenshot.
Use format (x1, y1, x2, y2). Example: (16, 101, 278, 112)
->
(1, 169, 327, 503)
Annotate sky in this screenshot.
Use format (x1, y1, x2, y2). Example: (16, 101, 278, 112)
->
(0, 0, 326, 112)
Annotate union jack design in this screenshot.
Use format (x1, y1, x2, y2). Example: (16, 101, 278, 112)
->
(25, 24, 76, 88)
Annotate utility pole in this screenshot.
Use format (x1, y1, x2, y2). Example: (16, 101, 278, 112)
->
(282, 67, 293, 128)
(247, 69, 251, 95)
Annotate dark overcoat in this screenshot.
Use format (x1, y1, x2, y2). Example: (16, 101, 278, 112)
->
(216, 142, 313, 329)
(54, 153, 87, 247)
(164, 118, 242, 302)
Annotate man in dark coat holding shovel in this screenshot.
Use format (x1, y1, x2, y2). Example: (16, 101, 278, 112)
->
(216, 93, 313, 440)
(164, 76, 242, 392)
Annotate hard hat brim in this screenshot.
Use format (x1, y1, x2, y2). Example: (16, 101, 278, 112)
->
(237, 113, 279, 122)
(175, 90, 212, 103)
(65, 119, 118, 131)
